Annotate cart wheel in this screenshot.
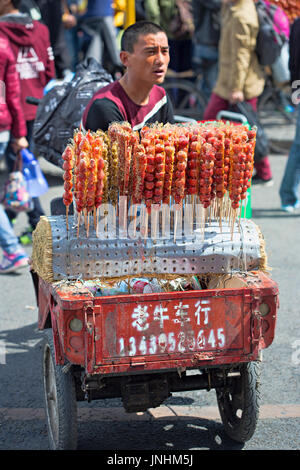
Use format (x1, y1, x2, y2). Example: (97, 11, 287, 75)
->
(42, 329, 78, 450)
(216, 361, 261, 443)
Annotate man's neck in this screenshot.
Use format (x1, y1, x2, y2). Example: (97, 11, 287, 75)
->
(119, 73, 153, 106)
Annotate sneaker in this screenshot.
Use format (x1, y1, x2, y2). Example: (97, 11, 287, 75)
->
(0, 251, 29, 274)
(281, 205, 295, 213)
(252, 175, 274, 187)
(281, 201, 300, 213)
(19, 227, 33, 245)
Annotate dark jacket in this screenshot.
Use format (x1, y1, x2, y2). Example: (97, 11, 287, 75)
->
(289, 17, 300, 84)
(0, 13, 55, 121)
(192, 0, 221, 47)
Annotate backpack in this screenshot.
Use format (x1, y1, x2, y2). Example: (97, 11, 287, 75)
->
(33, 58, 113, 168)
(169, 0, 195, 40)
(255, 0, 290, 67)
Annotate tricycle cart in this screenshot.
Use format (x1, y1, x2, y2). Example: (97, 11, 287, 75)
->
(33, 219, 278, 450)
(31, 120, 278, 450)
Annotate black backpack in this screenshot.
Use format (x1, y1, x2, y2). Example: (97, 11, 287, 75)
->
(33, 58, 113, 168)
(255, 0, 288, 67)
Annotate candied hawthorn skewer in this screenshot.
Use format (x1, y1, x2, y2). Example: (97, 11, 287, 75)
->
(62, 144, 75, 230)
(199, 141, 215, 210)
(172, 128, 189, 205)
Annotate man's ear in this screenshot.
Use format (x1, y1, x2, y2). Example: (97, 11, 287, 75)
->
(120, 50, 130, 68)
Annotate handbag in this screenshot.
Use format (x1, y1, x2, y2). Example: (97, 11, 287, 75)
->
(228, 101, 270, 162)
(1, 151, 33, 213)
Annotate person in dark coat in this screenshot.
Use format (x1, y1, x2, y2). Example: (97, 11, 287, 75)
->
(192, 0, 221, 101)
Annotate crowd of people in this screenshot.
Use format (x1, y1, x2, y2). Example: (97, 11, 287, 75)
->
(0, 0, 299, 274)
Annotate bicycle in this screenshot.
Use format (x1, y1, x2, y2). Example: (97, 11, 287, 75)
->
(257, 72, 296, 154)
(258, 73, 296, 123)
(162, 69, 208, 121)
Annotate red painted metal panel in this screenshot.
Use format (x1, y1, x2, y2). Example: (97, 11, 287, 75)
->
(92, 291, 249, 373)
(37, 271, 279, 374)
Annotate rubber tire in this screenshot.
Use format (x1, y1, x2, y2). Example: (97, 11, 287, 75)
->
(216, 361, 261, 443)
(42, 329, 78, 450)
(162, 80, 207, 120)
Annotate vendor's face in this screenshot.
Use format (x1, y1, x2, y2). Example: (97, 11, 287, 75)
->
(121, 32, 170, 85)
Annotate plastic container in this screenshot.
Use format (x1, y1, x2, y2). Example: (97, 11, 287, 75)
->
(130, 278, 163, 294)
(21, 148, 49, 197)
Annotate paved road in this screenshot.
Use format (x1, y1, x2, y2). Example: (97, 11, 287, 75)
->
(0, 152, 299, 452)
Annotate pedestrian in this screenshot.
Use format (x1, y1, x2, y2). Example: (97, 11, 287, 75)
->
(35, 0, 72, 79)
(0, 0, 55, 244)
(82, 20, 174, 132)
(0, 142, 28, 273)
(62, 1, 81, 72)
(0, 23, 29, 273)
(78, 0, 123, 77)
(203, 0, 273, 186)
(191, 0, 221, 101)
(279, 16, 300, 213)
(144, 0, 194, 76)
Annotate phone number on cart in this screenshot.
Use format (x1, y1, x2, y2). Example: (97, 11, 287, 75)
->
(118, 328, 226, 357)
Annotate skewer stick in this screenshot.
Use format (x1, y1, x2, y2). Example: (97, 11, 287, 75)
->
(96, 207, 99, 237)
(219, 198, 223, 233)
(77, 212, 81, 238)
(66, 206, 69, 232)
(93, 207, 96, 231)
(144, 210, 149, 240)
(231, 209, 237, 240)
(133, 204, 138, 238)
(174, 207, 178, 243)
(87, 211, 90, 238)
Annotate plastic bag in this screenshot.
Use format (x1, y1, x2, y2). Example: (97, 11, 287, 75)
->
(1, 170, 33, 213)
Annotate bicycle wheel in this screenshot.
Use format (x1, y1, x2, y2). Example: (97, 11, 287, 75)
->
(163, 79, 207, 121)
(258, 86, 295, 124)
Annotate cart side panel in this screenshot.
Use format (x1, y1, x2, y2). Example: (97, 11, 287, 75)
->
(89, 290, 252, 374)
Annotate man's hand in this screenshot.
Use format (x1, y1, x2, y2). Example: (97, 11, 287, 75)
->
(229, 90, 244, 104)
(11, 136, 29, 152)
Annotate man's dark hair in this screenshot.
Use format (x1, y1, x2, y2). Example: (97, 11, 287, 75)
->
(121, 21, 166, 52)
(11, 0, 21, 8)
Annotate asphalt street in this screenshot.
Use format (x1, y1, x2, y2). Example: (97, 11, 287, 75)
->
(0, 147, 299, 452)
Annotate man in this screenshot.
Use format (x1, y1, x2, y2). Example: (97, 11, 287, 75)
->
(203, 0, 273, 185)
(0, 0, 55, 243)
(82, 21, 174, 132)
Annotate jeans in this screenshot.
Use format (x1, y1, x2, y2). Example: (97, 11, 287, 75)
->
(0, 141, 8, 159)
(0, 205, 23, 255)
(279, 106, 300, 206)
(192, 43, 219, 101)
